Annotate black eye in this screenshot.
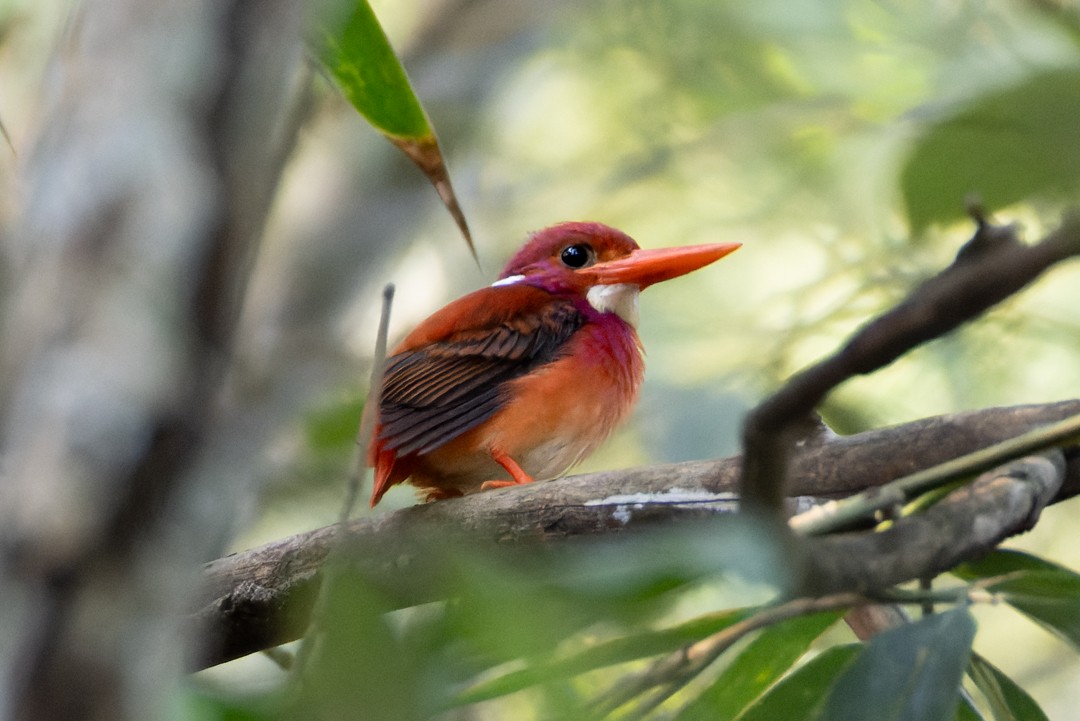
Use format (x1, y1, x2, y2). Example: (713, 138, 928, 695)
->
(560, 243, 594, 269)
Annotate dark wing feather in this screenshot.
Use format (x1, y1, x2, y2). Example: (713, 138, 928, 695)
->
(377, 294, 584, 456)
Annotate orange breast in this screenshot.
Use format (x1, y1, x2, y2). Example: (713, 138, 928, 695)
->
(406, 318, 644, 498)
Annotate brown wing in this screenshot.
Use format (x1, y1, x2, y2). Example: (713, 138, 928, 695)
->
(375, 284, 585, 457)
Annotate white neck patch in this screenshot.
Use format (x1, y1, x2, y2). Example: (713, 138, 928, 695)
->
(586, 283, 640, 326)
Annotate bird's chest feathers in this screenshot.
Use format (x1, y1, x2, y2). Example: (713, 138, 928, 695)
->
(491, 312, 644, 480)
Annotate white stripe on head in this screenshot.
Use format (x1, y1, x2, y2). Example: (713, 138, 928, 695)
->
(491, 274, 526, 287)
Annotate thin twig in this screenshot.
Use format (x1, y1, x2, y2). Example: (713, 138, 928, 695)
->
(790, 417, 1080, 535)
(289, 284, 394, 681)
(341, 282, 395, 525)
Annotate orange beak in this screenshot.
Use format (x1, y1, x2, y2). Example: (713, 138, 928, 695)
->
(586, 242, 742, 289)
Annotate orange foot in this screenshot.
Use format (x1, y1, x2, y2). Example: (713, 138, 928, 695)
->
(479, 448, 535, 492)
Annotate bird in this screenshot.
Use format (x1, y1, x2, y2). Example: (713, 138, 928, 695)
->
(367, 221, 740, 507)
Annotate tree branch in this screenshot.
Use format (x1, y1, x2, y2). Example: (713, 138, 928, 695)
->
(191, 399, 1080, 669)
(799, 450, 1066, 595)
(740, 212, 1080, 511)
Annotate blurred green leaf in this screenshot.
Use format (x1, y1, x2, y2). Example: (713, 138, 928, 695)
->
(289, 570, 422, 721)
(456, 607, 754, 704)
(451, 515, 791, 704)
(182, 689, 282, 721)
(315, 0, 474, 255)
(675, 610, 843, 720)
(304, 395, 364, 452)
(901, 69, 1080, 232)
(952, 549, 1069, 578)
(967, 652, 1048, 721)
(816, 608, 976, 721)
(954, 550, 1080, 651)
(737, 644, 861, 721)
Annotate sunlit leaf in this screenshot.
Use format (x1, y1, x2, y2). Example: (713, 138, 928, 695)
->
(737, 645, 861, 721)
(967, 652, 1048, 721)
(316, 0, 474, 256)
(954, 550, 1080, 651)
(816, 608, 976, 721)
(901, 69, 1080, 232)
(674, 610, 843, 720)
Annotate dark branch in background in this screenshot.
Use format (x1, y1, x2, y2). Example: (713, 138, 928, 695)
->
(740, 211, 1080, 511)
(0, 2, 304, 719)
(191, 400, 1080, 669)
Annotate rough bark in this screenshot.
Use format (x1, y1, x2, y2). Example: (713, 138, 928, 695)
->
(191, 399, 1080, 669)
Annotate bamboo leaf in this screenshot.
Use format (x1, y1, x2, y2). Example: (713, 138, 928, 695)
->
(954, 550, 1080, 651)
(737, 645, 861, 721)
(967, 652, 1048, 721)
(675, 610, 843, 720)
(316, 0, 474, 257)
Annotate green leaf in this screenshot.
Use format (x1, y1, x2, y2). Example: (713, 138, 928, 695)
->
(315, 0, 474, 255)
(738, 645, 861, 721)
(675, 610, 844, 720)
(967, 652, 1048, 721)
(816, 608, 976, 721)
(952, 549, 1069, 579)
(317, 0, 429, 139)
(954, 550, 1080, 651)
(901, 69, 1080, 232)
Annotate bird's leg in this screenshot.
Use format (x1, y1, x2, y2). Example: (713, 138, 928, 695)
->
(479, 448, 535, 491)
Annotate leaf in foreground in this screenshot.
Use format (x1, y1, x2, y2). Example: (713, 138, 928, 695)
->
(954, 550, 1080, 651)
(816, 607, 976, 721)
(674, 610, 843, 720)
(737, 644, 861, 721)
(966, 652, 1048, 721)
(456, 607, 754, 704)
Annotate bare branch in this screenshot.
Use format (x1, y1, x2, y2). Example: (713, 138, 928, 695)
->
(740, 213, 1080, 511)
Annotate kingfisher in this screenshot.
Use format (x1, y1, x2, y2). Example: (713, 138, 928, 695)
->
(368, 222, 739, 507)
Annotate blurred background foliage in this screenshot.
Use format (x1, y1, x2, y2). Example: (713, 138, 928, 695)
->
(5, 0, 1080, 718)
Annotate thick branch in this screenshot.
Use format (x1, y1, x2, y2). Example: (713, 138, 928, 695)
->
(800, 451, 1065, 595)
(192, 399, 1080, 668)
